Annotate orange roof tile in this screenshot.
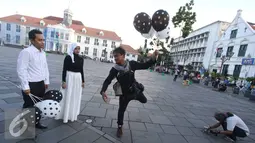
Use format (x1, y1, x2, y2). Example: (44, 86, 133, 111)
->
(0, 14, 122, 41)
(121, 44, 139, 55)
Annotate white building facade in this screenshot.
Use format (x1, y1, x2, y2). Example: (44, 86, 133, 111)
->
(0, 9, 123, 62)
(170, 21, 229, 71)
(210, 10, 255, 78)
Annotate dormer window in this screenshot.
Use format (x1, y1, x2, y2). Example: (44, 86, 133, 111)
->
(21, 16, 26, 22)
(82, 28, 86, 33)
(40, 20, 45, 26)
(99, 31, 104, 36)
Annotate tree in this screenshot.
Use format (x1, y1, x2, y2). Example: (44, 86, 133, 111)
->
(172, 0, 196, 38)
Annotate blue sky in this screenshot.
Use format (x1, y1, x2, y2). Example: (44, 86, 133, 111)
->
(0, 0, 254, 49)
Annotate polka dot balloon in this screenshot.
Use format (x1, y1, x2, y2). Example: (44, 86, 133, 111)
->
(43, 90, 63, 102)
(152, 9, 170, 32)
(21, 106, 42, 126)
(133, 12, 152, 34)
(35, 100, 61, 118)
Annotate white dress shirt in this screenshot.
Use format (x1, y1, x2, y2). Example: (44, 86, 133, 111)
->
(17, 45, 50, 90)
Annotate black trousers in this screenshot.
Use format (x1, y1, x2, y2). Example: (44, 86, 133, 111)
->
(22, 81, 45, 108)
(117, 93, 147, 125)
(221, 122, 247, 141)
(173, 75, 178, 81)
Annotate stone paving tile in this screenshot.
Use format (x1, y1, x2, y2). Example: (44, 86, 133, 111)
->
(184, 136, 211, 143)
(159, 134, 188, 143)
(144, 123, 164, 133)
(169, 117, 194, 127)
(3, 96, 23, 104)
(86, 102, 101, 108)
(0, 92, 21, 99)
(128, 112, 151, 123)
(0, 99, 7, 105)
(149, 115, 173, 125)
(0, 86, 9, 90)
(143, 103, 161, 110)
(58, 127, 101, 143)
(36, 125, 77, 143)
(105, 109, 129, 120)
(100, 103, 114, 110)
(94, 136, 113, 143)
(102, 127, 132, 143)
(67, 120, 89, 131)
(92, 118, 112, 128)
(81, 95, 93, 101)
(186, 118, 207, 128)
(129, 121, 147, 131)
(160, 125, 180, 135)
(80, 107, 106, 118)
(131, 130, 162, 143)
(176, 126, 196, 136)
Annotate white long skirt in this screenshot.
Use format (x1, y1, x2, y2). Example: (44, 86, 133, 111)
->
(55, 71, 82, 123)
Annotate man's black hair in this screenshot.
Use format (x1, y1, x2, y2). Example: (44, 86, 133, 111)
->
(113, 47, 126, 55)
(29, 29, 43, 40)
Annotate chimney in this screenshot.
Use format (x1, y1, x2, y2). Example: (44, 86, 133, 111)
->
(237, 9, 242, 18)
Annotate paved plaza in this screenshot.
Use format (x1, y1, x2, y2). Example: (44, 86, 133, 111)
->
(0, 46, 255, 143)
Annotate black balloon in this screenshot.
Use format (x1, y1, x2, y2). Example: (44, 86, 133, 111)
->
(152, 9, 169, 32)
(133, 12, 152, 34)
(22, 106, 42, 125)
(44, 90, 63, 102)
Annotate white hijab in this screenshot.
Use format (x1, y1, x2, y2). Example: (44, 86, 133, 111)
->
(68, 43, 80, 63)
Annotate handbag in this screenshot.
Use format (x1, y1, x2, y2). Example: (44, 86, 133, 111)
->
(113, 82, 122, 96)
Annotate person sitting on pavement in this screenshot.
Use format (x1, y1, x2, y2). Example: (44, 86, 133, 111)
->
(206, 112, 250, 142)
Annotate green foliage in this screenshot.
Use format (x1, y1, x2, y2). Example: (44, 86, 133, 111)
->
(172, 0, 196, 38)
(246, 77, 255, 82)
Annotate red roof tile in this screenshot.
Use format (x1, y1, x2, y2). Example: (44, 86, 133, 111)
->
(247, 22, 255, 30)
(0, 14, 122, 41)
(120, 44, 139, 55)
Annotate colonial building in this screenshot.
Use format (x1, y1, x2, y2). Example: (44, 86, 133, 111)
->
(0, 9, 123, 61)
(170, 21, 230, 71)
(120, 44, 139, 61)
(210, 10, 255, 78)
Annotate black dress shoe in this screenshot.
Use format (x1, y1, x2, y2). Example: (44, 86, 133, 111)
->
(36, 123, 47, 129)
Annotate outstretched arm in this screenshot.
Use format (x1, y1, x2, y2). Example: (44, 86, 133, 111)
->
(130, 57, 157, 71)
(100, 68, 118, 94)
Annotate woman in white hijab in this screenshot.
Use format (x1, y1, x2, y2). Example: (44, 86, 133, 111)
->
(56, 43, 85, 123)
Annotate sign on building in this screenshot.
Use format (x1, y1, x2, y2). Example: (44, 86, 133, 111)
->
(242, 58, 255, 65)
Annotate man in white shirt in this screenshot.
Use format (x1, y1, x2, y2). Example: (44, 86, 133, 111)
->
(207, 112, 250, 142)
(173, 68, 179, 81)
(17, 29, 49, 129)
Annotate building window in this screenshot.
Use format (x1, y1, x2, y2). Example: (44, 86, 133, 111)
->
(64, 44, 68, 53)
(126, 53, 130, 56)
(226, 46, 234, 57)
(77, 35, 81, 43)
(56, 32, 59, 39)
(103, 40, 107, 47)
(101, 49, 107, 57)
(6, 34, 11, 42)
(111, 41, 116, 48)
(132, 54, 135, 58)
(216, 48, 223, 57)
(85, 37, 90, 44)
(230, 29, 238, 39)
(233, 65, 242, 78)
(93, 48, 97, 56)
(65, 33, 69, 40)
(110, 51, 113, 58)
(85, 47, 89, 55)
(26, 27, 30, 33)
(60, 33, 64, 39)
(222, 64, 229, 76)
(25, 37, 29, 45)
(16, 35, 20, 44)
(51, 31, 55, 38)
(94, 39, 99, 45)
(16, 25, 21, 32)
(6, 23, 11, 31)
(238, 44, 247, 57)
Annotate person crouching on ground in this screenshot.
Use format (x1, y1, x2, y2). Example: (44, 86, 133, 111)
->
(206, 112, 250, 142)
(100, 47, 158, 138)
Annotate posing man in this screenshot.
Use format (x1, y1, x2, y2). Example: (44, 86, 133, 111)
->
(17, 29, 50, 129)
(207, 112, 250, 142)
(100, 47, 158, 137)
